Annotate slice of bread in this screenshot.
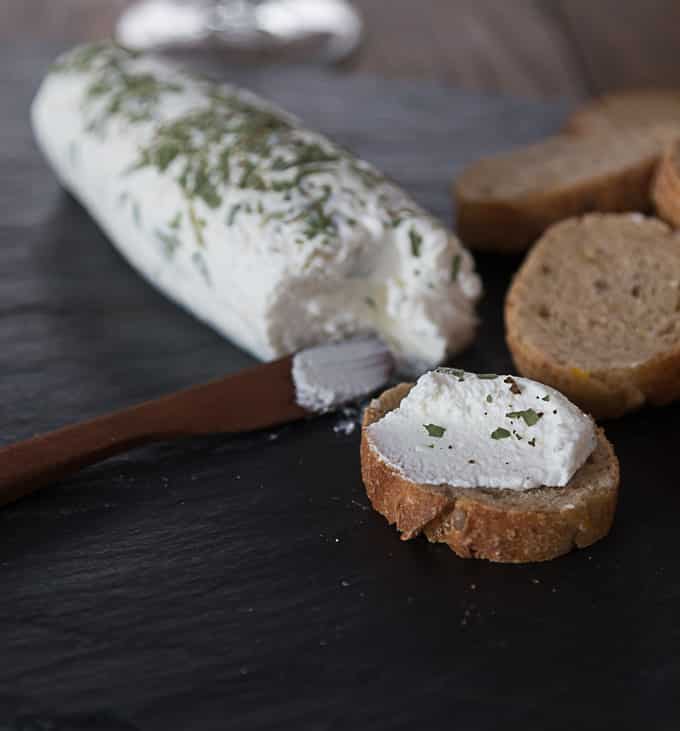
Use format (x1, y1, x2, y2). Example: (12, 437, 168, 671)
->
(653, 138, 680, 227)
(361, 383, 619, 563)
(565, 89, 680, 137)
(505, 213, 680, 419)
(454, 130, 668, 253)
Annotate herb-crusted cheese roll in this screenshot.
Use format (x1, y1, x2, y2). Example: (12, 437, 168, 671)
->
(32, 43, 481, 370)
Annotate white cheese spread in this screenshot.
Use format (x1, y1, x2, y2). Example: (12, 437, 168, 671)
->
(367, 369, 597, 489)
(31, 42, 482, 372)
(293, 337, 393, 413)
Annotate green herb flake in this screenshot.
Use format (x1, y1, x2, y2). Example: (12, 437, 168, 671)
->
(188, 203, 206, 246)
(505, 409, 543, 427)
(191, 250, 211, 286)
(528, 438, 536, 447)
(155, 229, 181, 258)
(423, 423, 446, 438)
(477, 373, 498, 380)
(168, 212, 182, 230)
(451, 254, 461, 282)
(486, 394, 493, 403)
(436, 367, 465, 379)
(542, 394, 551, 401)
(227, 203, 242, 226)
(132, 201, 142, 228)
(156, 142, 180, 172)
(390, 207, 417, 229)
(409, 228, 423, 257)
(491, 427, 511, 440)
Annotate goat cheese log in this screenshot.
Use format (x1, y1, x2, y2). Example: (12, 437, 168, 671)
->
(31, 43, 482, 371)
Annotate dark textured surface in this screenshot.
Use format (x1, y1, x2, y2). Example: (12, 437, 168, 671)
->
(1, 44, 679, 731)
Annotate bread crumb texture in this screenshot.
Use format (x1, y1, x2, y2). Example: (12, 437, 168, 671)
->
(505, 213, 680, 419)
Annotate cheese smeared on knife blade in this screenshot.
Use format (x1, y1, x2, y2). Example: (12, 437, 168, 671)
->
(32, 42, 481, 371)
(293, 337, 394, 413)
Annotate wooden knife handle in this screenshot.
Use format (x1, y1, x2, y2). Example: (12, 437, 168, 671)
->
(0, 408, 159, 508)
(0, 355, 305, 509)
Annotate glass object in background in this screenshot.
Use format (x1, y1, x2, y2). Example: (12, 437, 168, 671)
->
(116, 0, 362, 63)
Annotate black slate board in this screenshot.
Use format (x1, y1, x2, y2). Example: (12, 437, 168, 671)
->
(2, 44, 680, 731)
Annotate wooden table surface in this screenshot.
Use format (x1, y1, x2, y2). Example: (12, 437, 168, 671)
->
(2, 0, 680, 99)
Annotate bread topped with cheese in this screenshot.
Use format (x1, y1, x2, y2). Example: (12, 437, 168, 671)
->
(32, 42, 482, 373)
(361, 371, 619, 563)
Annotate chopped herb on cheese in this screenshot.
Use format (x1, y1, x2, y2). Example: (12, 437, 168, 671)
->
(451, 254, 461, 282)
(423, 423, 446, 438)
(491, 427, 511, 440)
(410, 228, 422, 257)
(506, 409, 543, 426)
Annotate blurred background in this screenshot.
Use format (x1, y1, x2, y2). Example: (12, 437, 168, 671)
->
(3, 0, 680, 99)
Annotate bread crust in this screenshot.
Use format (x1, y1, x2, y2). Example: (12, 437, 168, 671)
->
(361, 383, 619, 563)
(506, 320, 680, 419)
(504, 214, 680, 419)
(565, 89, 680, 137)
(653, 139, 680, 228)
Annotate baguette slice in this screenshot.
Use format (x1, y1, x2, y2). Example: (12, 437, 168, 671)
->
(505, 213, 680, 419)
(652, 138, 680, 227)
(566, 89, 680, 137)
(361, 383, 619, 563)
(454, 129, 678, 253)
